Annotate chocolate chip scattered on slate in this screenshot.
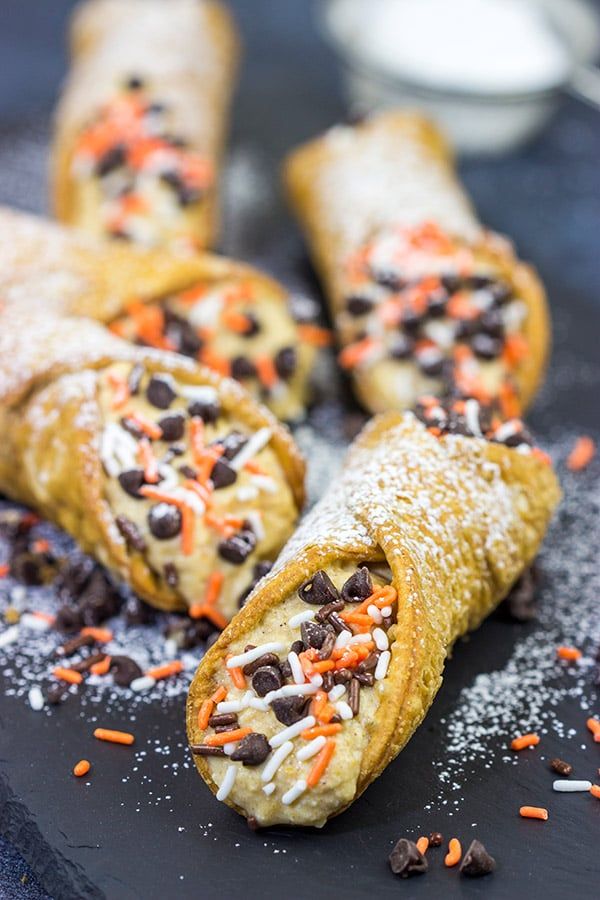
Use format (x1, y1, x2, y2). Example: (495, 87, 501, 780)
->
(428, 832, 443, 847)
(116, 515, 147, 551)
(210, 458, 237, 490)
(231, 356, 257, 380)
(472, 333, 503, 360)
(187, 399, 221, 423)
(146, 375, 176, 409)
(270, 696, 307, 726)
(460, 840, 496, 877)
(128, 363, 144, 395)
(157, 413, 185, 442)
(298, 570, 339, 605)
(56, 633, 95, 658)
(301, 619, 328, 650)
(163, 561, 179, 588)
(125, 595, 155, 626)
(505, 567, 538, 622)
(231, 733, 271, 766)
(274, 346, 297, 379)
(55, 605, 83, 634)
(218, 528, 256, 565)
(346, 296, 373, 316)
(243, 652, 281, 676)
(118, 468, 145, 499)
(148, 503, 182, 540)
(550, 758, 573, 776)
(251, 666, 283, 697)
(341, 566, 373, 603)
(46, 684, 69, 705)
(78, 569, 122, 626)
(389, 838, 428, 877)
(109, 655, 143, 687)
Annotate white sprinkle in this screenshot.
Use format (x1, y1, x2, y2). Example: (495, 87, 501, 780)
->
(269, 716, 315, 748)
(248, 696, 270, 711)
(288, 651, 305, 685)
(367, 604, 383, 624)
(28, 686, 44, 711)
(20, 613, 51, 633)
(236, 485, 259, 502)
(179, 384, 219, 404)
(217, 690, 254, 714)
(336, 701, 354, 720)
(261, 741, 294, 782)
(375, 650, 391, 681)
(380, 606, 392, 617)
(227, 642, 285, 670)
(334, 630, 352, 650)
(553, 779, 592, 792)
(216, 765, 237, 801)
(264, 682, 320, 704)
(282, 779, 307, 806)
(163, 638, 178, 659)
(228, 427, 272, 471)
(465, 398, 483, 437)
(288, 610, 315, 629)
(262, 782, 276, 796)
(223, 743, 237, 756)
(348, 633, 372, 645)
(250, 474, 277, 494)
(296, 736, 327, 761)
(373, 627, 389, 651)
(130, 675, 156, 693)
(0, 625, 20, 648)
(328, 684, 346, 702)
(309, 674, 323, 688)
(244, 511, 265, 541)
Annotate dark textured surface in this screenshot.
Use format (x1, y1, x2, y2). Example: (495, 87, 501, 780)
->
(0, 1, 599, 899)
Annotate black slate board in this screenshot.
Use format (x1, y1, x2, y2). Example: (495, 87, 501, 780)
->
(1, 2, 599, 899)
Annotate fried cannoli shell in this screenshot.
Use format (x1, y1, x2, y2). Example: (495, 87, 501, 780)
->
(188, 412, 560, 823)
(51, 0, 239, 249)
(0, 207, 315, 421)
(0, 308, 305, 612)
(284, 111, 550, 415)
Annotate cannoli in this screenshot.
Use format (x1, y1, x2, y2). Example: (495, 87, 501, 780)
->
(0, 305, 305, 620)
(284, 111, 550, 416)
(51, 0, 239, 251)
(187, 400, 560, 826)
(0, 206, 319, 422)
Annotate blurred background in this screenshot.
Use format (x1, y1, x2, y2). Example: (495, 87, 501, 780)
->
(0, 1, 598, 896)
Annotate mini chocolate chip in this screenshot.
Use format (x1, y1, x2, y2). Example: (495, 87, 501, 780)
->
(341, 566, 373, 603)
(280, 661, 292, 679)
(298, 570, 339, 606)
(374, 270, 404, 291)
(164, 312, 202, 358)
(346, 296, 373, 316)
(116, 515, 147, 551)
(550, 758, 573, 776)
(301, 620, 328, 650)
(148, 503, 182, 539)
(219, 431, 248, 461)
(146, 375, 177, 410)
(240, 312, 260, 337)
(56, 634, 95, 658)
(118, 468, 145, 499)
(231, 356, 257, 380)
(96, 144, 125, 177)
(179, 464, 198, 480)
(290, 639, 305, 655)
(460, 840, 496, 877)
(231, 733, 270, 766)
(77, 570, 122, 626)
(270, 695, 306, 725)
(490, 281, 512, 304)
(126, 75, 144, 90)
(46, 684, 68, 705)
(218, 529, 257, 565)
(243, 652, 281, 676)
(429, 832, 443, 847)
(427, 289, 448, 317)
(479, 308, 505, 338)
(157, 413, 185, 442)
(251, 666, 283, 697)
(472, 333, 503, 359)
(187, 400, 221, 423)
(389, 333, 414, 360)
(163, 562, 179, 588)
(389, 839, 428, 877)
(210, 459, 237, 490)
(442, 275, 461, 293)
(417, 348, 445, 377)
(401, 307, 424, 333)
(274, 347, 296, 380)
(328, 611, 351, 634)
(70, 652, 106, 673)
(109, 655, 143, 687)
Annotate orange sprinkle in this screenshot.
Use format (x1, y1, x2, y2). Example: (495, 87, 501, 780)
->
(204, 727, 252, 747)
(531, 446, 553, 466)
(586, 718, 600, 741)
(139, 486, 184, 506)
(107, 373, 130, 410)
(309, 691, 328, 719)
(138, 438, 160, 484)
(255, 355, 279, 390)
(81, 627, 113, 643)
(444, 838, 462, 867)
(181, 503, 196, 557)
(205, 571, 224, 607)
(244, 459, 267, 476)
(222, 309, 252, 334)
(227, 659, 246, 690)
(53, 667, 83, 685)
(511, 733, 540, 751)
(498, 381, 521, 420)
(416, 836, 429, 855)
(502, 333, 529, 367)
(73, 759, 91, 778)
(31, 610, 56, 624)
(126, 410, 163, 441)
(296, 324, 333, 347)
(197, 699, 214, 731)
(338, 336, 378, 370)
(567, 436, 596, 472)
(200, 347, 231, 377)
(556, 646, 582, 661)
(519, 806, 548, 821)
(94, 728, 135, 746)
(190, 417, 205, 464)
(590, 784, 600, 800)
(32, 539, 50, 554)
(301, 724, 342, 740)
(0, 564, 9, 578)
(146, 661, 184, 681)
(311, 660, 335, 674)
(211, 685, 227, 703)
(189, 603, 228, 630)
(90, 655, 112, 676)
(307, 739, 336, 788)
